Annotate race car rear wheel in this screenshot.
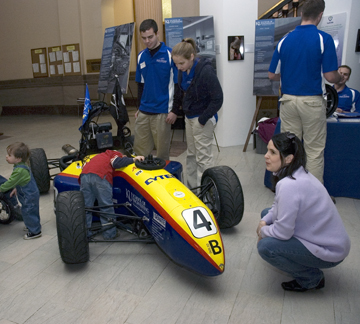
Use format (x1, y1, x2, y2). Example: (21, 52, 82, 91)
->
(56, 191, 89, 264)
(30, 148, 50, 194)
(200, 166, 244, 229)
(325, 84, 338, 118)
(0, 195, 16, 225)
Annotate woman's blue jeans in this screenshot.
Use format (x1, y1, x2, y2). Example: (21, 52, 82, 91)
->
(257, 208, 342, 289)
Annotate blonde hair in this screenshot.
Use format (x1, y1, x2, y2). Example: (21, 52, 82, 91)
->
(7, 142, 30, 162)
(172, 38, 197, 60)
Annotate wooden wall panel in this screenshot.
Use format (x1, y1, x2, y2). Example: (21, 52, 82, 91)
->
(134, 0, 163, 54)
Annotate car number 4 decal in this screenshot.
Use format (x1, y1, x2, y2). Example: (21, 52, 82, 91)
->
(182, 207, 217, 238)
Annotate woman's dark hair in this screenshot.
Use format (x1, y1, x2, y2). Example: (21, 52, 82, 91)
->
(272, 132, 307, 184)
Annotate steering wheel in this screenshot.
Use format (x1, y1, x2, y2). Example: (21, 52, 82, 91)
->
(325, 84, 338, 118)
(135, 155, 166, 170)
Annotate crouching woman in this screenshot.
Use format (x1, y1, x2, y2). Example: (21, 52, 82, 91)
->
(257, 132, 350, 292)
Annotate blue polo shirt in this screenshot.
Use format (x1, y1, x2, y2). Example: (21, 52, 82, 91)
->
(269, 25, 338, 96)
(337, 85, 360, 112)
(136, 42, 177, 114)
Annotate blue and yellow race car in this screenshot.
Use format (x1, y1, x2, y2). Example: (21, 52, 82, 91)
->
(42, 101, 244, 276)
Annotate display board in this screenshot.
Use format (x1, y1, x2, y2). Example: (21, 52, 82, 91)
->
(62, 43, 81, 76)
(165, 16, 216, 70)
(48, 46, 63, 76)
(98, 23, 135, 94)
(253, 17, 301, 96)
(31, 47, 48, 78)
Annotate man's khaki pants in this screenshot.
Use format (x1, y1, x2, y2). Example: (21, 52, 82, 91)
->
(279, 94, 326, 183)
(133, 112, 171, 160)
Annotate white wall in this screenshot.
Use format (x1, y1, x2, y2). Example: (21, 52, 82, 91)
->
(200, 0, 258, 147)
(200, 0, 360, 147)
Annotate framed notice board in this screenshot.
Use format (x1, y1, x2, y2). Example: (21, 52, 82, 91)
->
(31, 47, 48, 78)
(62, 43, 81, 76)
(48, 46, 64, 76)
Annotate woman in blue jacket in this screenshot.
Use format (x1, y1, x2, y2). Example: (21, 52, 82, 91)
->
(171, 38, 223, 188)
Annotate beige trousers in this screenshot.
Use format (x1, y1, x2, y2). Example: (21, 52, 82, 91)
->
(279, 94, 326, 183)
(133, 112, 171, 160)
(185, 117, 216, 188)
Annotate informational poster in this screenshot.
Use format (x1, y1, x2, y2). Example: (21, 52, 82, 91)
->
(165, 16, 216, 70)
(62, 43, 81, 76)
(253, 17, 301, 96)
(98, 22, 135, 94)
(48, 46, 63, 76)
(31, 48, 48, 78)
(319, 12, 346, 67)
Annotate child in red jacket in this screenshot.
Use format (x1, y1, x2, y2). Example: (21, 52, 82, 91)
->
(80, 150, 144, 240)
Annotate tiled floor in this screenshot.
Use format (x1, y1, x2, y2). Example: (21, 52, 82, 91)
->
(0, 111, 359, 324)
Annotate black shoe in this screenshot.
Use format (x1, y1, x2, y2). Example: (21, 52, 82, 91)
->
(281, 277, 325, 292)
(24, 231, 42, 240)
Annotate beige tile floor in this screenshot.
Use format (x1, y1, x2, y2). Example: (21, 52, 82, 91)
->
(0, 111, 359, 324)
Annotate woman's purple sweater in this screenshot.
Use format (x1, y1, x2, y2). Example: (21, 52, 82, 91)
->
(261, 167, 351, 262)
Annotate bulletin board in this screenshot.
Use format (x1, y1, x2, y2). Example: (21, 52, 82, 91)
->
(62, 43, 81, 76)
(31, 47, 48, 78)
(48, 46, 64, 76)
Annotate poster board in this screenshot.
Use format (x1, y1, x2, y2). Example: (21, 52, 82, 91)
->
(165, 16, 216, 70)
(98, 23, 135, 94)
(62, 43, 81, 76)
(31, 47, 48, 78)
(253, 17, 301, 96)
(48, 46, 64, 76)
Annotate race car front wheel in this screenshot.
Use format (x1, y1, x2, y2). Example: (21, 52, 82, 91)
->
(200, 166, 244, 229)
(0, 195, 16, 225)
(30, 148, 50, 194)
(56, 191, 89, 264)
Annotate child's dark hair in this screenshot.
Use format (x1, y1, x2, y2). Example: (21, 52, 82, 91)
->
(7, 142, 30, 163)
(272, 132, 307, 184)
(139, 19, 158, 33)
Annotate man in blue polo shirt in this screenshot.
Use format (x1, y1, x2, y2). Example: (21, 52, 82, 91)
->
(134, 19, 178, 160)
(335, 65, 360, 113)
(268, 0, 343, 183)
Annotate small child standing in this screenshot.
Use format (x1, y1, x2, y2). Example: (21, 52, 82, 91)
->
(80, 150, 144, 240)
(0, 142, 41, 239)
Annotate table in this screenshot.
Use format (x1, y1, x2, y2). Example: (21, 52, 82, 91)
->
(264, 119, 360, 199)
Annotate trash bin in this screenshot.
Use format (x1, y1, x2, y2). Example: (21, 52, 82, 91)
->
(253, 130, 267, 154)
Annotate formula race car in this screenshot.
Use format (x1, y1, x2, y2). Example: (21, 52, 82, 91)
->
(52, 97, 244, 276)
(4, 97, 244, 276)
(54, 155, 244, 276)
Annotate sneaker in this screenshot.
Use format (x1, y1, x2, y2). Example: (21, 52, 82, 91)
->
(23, 226, 28, 231)
(24, 232, 42, 240)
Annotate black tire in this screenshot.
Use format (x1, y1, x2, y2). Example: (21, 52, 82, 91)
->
(30, 148, 50, 194)
(56, 191, 89, 264)
(200, 166, 244, 229)
(0, 196, 16, 225)
(325, 84, 338, 118)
